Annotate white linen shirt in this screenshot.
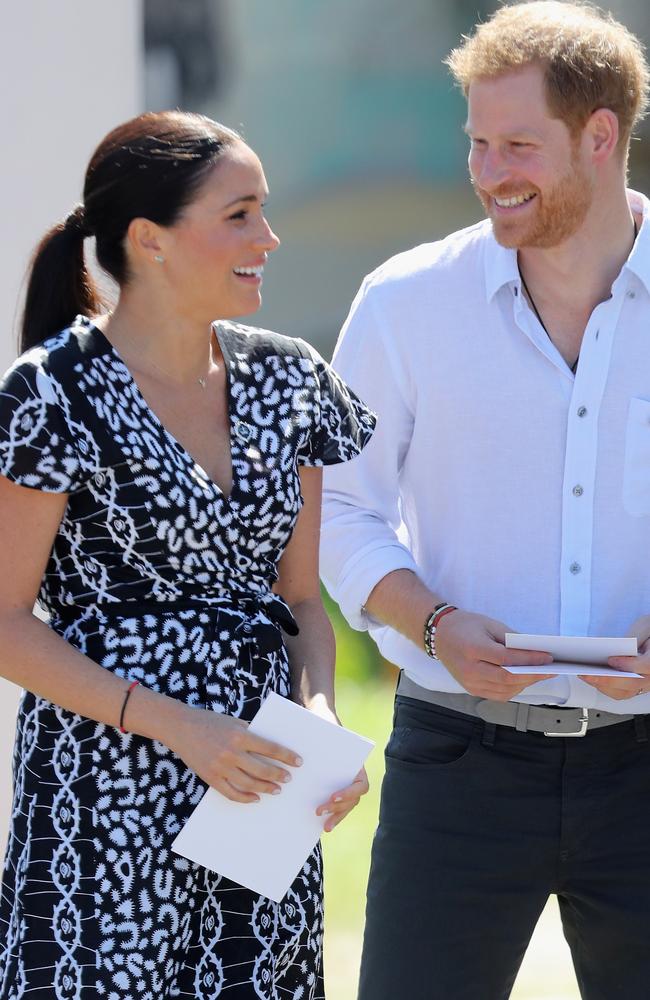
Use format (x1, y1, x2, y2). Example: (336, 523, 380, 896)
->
(320, 191, 650, 712)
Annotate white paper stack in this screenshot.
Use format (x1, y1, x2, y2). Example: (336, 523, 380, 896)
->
(172, 692, 374, 902)
(503, 633, 641, 677)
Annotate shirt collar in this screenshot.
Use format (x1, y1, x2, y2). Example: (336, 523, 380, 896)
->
(483, 189, 650, 303)
(483, 227, 519, 302)
(624, 189, 650, 296)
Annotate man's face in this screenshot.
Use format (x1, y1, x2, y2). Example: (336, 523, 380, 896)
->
(466, 63, 594, 249)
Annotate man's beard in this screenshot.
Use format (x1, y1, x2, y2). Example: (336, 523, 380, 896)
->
(472, 154, 594, 249)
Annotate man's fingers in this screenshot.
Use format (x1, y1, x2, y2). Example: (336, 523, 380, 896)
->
(608, 654, 650, 673)
(580, 676, 645, 700)
(500, 647, 554, 668)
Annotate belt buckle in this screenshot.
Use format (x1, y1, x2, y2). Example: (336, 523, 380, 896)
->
(544, 707, 589, 737)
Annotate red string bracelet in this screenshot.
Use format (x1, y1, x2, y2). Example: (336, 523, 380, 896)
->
(119, 680, 140, 733)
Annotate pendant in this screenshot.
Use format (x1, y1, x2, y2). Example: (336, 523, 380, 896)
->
(197, 376, 207, 389)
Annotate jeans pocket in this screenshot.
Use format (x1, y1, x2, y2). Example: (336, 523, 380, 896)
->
(385, 722, 476, 768)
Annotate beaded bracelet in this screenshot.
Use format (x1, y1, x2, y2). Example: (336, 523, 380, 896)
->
(119, 680, 140, 733)
(423, 603, 458, 660)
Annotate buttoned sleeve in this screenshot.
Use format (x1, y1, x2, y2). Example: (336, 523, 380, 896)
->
(319, 276, 420, 631)
(295, 340, 376, 467)
(0, 356, 81, 492)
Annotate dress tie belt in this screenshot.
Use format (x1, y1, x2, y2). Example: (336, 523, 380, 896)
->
(51, 592, 299, 657)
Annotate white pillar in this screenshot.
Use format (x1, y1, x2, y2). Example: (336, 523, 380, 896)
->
(0, 1, 142, 851)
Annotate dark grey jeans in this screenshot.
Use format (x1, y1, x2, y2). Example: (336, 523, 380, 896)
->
(357, 693, 650, 1000)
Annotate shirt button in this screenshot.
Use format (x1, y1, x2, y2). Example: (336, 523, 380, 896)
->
(569, 562, 581, 575)
(572, 485, 584, 497)
(113, 518, 125, 531)
(79, 440, 89, 454)
(94, 472, 106, 487)
(628, 290, 636, 299)
(577, 406, 587, 418)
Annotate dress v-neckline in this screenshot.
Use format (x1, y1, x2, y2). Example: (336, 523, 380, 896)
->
(86, 317, 237, 500)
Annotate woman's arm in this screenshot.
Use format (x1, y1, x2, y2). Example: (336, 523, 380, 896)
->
(275, 466, 368, 830)
(276, 467, 336, 718)
(0, 475, 300, 803)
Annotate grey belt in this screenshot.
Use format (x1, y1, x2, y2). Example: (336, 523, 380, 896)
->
(397, 673, 635, 738)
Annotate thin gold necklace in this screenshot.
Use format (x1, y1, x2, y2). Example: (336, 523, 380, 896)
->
(113, 329, 216, 389)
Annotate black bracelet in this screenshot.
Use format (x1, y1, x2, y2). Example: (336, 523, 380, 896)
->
(119, 680, 140, 733)
(423, 603, 457, 659)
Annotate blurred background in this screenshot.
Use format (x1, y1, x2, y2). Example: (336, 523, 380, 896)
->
(3, 2, 650, 997)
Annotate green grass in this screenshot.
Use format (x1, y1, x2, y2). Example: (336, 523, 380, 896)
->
(322, 677, 395, 929)
(322, 676, 394, 997)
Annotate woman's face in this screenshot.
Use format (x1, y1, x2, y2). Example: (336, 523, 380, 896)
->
(159, 141, 280, 321)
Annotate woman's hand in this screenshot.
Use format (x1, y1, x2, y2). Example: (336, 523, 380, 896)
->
(316, 767, 370, 832)
(168, 704, 302, 803)
(300, 696, 370, 831)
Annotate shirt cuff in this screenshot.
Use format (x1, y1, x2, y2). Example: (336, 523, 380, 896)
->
(324, 542, 419, 632)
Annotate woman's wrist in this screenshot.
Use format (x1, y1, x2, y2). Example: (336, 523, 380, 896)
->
(123, 684, 193, 746)
(299, 690, 339, 722)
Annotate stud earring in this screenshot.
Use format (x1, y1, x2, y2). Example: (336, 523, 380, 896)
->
(153, 254, 165, 264)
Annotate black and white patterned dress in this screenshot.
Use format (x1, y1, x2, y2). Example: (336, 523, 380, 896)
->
(0, 315, 375, 1000)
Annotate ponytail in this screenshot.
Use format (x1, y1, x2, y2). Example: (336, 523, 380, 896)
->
(20, 204, 103, 354)
(19, 111, 240, 354)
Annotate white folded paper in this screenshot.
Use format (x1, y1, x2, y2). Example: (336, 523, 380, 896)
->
(504, 633, 641, 677)
(171, 692, 374, 902)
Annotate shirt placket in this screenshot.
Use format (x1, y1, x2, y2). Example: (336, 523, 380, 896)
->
(559, 283, 628, 701)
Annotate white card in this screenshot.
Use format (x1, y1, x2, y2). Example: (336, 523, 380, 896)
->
(171, 692, 374, 902)
(504, 633, 641, 677)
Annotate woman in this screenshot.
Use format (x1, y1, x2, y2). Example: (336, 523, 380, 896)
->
(0, 111, 375, 999)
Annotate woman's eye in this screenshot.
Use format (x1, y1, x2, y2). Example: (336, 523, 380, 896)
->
(229, 210, 247, 221)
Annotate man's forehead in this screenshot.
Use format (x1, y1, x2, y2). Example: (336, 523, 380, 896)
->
(466, 67, 555, 131)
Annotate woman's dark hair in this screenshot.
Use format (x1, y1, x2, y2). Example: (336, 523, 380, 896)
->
(20, 110, 240, 352)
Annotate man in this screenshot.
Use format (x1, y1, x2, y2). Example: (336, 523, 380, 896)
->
(320, 3, 650, 997)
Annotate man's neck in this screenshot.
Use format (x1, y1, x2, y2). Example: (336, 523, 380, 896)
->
(517, 189, 638, 315)
(515, 187, 639, 369)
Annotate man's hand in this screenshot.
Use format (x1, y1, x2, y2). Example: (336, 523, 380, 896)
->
(434, 610, 555, 701)
(581, 614, 650, 700)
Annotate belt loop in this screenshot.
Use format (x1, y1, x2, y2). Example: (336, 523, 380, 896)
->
(515, 703, 530, 733)
(634, 714, 648, 744)
(481, 721, 496, 748)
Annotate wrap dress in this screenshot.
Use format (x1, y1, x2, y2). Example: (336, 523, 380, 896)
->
(0, 315, 375, 1000)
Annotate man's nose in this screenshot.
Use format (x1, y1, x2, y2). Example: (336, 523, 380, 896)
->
(473, 148, 510, 191)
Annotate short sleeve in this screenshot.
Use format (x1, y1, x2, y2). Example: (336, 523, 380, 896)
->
(0, 357, 81, 492)
(296, 339, 376, 467)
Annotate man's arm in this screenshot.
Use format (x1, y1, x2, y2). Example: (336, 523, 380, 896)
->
(320, 276, 419, 629)
(366, 569, 554, 700)
(321, 277, 554, 700)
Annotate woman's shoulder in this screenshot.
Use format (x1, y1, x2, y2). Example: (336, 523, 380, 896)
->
(215, 320, 315, 364)
(1, 316, 100, 389)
